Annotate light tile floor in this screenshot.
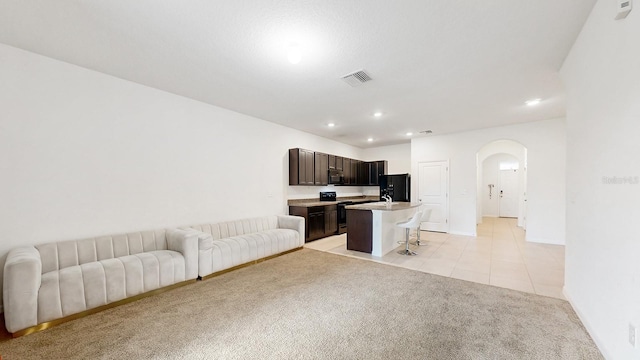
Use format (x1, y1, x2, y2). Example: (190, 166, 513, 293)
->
(304, 217, 565, 299)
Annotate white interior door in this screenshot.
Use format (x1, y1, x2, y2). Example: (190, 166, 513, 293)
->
(418, 161, 449, 232)
(499, 169, 518, 218)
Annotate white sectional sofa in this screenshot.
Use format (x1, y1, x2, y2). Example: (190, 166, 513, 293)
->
(3, 228, 199, 335)
(189, 215, 304, 278)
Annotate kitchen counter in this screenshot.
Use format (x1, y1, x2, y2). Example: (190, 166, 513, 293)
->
(287, 196, 379, 207)
(345, 202, 421, 211)
(345, 202, 421, 257)
(288, 195, 380, 243)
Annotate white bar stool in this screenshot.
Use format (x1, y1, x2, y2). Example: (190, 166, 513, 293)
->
(412, 208, 433, 246)
(396, 211, 423, 256)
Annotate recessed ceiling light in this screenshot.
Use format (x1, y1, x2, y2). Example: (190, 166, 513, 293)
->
(287, 43, 302, 64)
(367, 138, 373, 142)
(406, 132, 413, 136)
(327, 123, 335, 127)
(525, 98, 542, 106)
(373, 112, 383, 118)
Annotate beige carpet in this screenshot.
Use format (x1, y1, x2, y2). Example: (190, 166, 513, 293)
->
(0, 249, 602, 359)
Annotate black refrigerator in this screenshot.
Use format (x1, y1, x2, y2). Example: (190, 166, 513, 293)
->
(379, 174, 411, 202)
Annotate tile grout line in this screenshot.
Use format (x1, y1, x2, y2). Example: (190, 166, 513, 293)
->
(450, 234, 472, 278)
(488, 217, 495, 285)
(510, 218, 538, 295)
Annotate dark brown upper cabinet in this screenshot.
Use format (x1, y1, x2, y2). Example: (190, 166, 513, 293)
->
(328, 155, 336, 169)
(369, 162, 378, 185)
(369, 160, 388, 185)
(335, 156, 344, 171)
(358, 160, 388, 185)
(343, 158, 352, 185)
(357, 161, 368, 185)
(314, 152, 329, 185)
(288, 148, 388, 187)
(289, 148, 315, 185)
(351, 159, 360, 185)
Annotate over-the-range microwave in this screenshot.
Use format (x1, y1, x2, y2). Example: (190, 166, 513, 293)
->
(328, 169, 344, 185)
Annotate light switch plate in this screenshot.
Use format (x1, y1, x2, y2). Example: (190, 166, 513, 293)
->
(615, 0, 632, 20)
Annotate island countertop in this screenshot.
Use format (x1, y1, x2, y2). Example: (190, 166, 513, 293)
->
(345, 202, 421, 211)
(287, 196, 379, 208)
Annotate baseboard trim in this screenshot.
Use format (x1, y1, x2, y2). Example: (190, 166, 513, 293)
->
(525, 236, 565, 245)
(201, 247, 303, 281)
(9, 278, 198, 338)
(563, 287, 612, 360)
(449, 231, 476, 237)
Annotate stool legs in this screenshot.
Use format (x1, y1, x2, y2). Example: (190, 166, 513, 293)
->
(397, 228, 417, 256)
(411, 225, 428, 246)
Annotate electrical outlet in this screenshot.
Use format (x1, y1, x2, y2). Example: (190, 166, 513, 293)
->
(630, 323, 638, 348)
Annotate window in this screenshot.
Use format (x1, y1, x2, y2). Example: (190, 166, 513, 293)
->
(499, 161, 519, 170)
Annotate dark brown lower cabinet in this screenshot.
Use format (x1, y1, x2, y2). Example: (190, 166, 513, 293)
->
(290, 205, 338, 242)
(346, 209, 372, 253)
(324, 205, 337, 235)
(308, 207, 325, 240)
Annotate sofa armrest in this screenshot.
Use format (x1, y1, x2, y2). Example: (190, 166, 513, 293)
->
(3, 246, 42, 333)
(180, 229, 214, 278)
(166, 228, 199, 280)
(277, 215, 305, 246)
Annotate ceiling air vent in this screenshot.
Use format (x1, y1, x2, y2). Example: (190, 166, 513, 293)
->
(420, 130, 433, 134)
(341, 70, 372, 87)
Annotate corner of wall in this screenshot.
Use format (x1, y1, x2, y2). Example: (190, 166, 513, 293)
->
(563, 287, 611, 360)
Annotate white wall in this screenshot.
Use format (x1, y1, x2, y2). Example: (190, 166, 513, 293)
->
(0, 44, 365, 311)
(560, 0, 640, 358)
(411, 118, 566, 242)
(362, 143, 411, 174)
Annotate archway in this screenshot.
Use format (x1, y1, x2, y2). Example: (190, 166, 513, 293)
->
(476, 140, 527, 228)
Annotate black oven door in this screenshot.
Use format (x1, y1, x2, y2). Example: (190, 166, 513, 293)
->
(337, 201, 353, 234)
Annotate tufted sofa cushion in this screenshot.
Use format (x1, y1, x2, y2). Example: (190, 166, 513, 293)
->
(36, 230, 169, 273)
(37, 250, 186, 323)
(189, 215, 304, 277)
(190, 216, 280, 239)
(3, 228, 199, 334)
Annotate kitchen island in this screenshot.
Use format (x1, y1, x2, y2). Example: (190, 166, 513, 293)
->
(345, 202, 421, 257)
